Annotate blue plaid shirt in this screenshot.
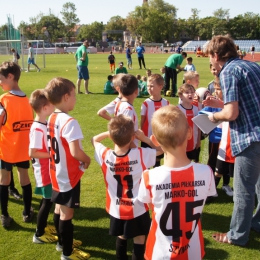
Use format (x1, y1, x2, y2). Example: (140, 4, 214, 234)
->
(219, 58, 260, 156)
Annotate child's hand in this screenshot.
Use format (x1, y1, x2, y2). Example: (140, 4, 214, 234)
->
(83, 159, 91, 169)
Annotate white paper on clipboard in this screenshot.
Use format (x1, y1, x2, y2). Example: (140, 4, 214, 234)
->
(192, 111, 223, 134)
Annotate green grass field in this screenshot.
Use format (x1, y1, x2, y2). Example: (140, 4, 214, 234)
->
(0, 53, 260, 259)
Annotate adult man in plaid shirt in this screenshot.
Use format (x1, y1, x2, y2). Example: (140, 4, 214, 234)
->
(204, 35, 260, 247)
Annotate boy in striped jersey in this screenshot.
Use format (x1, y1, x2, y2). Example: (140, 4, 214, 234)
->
(97, 74, 123, 121)
(138, 105, 216, 260)
(92, 114, 162, 260)
(114, 74, 139, 146)
(45, 77, 91, 260)
(29, 89, 58, 244)
(141, 74, 169, 167)
(213, 80, 234, 197)
(177, 84, 201, 161)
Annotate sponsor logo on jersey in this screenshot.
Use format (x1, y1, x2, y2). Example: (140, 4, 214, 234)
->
(13, 120, 33, 132)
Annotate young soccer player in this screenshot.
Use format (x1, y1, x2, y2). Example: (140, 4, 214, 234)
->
(104, 75, 117, 94)
(114, 74, 139, 146)
(29, 89, 58, 243)
(45, 77, 91, 260)
(138, 105, 216, 260)
(182, 71, 202, 162)
(92, 115, 160, 260)
(183, 57, 196, 72)
(0, 61, 34, 228)
(177, 84, 201, 161)
(183, 71, 200, 89)
(108, 51, 116, 73)
(141, 74, 169, 166)
(140, 76, 149, 96)
(146, 69, 152, 77)
(213, 81, 234, 197)
(207, 64, 220, 95)
(97, 74, 123, 121)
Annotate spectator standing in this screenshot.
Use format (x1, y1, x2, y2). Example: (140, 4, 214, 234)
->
(251, 45, 255, 60)
(125, 44, 132, 69)
(74, 40, 92, 94)
(136, 42, 146, 69)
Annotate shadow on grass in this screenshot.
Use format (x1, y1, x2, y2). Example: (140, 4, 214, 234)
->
(74, 206, 108, 221)
(204, 238, 229, 259)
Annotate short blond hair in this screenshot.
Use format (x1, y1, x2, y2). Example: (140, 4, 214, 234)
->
(29, 89, 50, 113)
(183, 71, 199, 82)
(148, 74, 164, 86)
(44, 77, 75, 105)
(151, 105, 189, 149)
(108, 115, 134, 147)
(177, 83, 195, 96)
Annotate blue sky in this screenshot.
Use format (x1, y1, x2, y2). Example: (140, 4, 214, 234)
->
(1, 0, 259, 27)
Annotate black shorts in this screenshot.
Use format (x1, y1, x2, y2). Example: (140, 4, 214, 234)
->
(141, 141, 164, 160)
(109, 211, 151, 239)
(51, 181, 81, 208)
(0, 160, 30, 171)
(215, 159, 234, 178)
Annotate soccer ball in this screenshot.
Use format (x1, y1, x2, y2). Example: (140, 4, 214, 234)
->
(195, 87, 210, 103)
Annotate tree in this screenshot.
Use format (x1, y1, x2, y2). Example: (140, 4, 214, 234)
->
(184, 9, 201, 40)
(18, 13, 44, 40)
(77, 22, 104, 42)
(125, 0, 177, 42)
(60, 2, 80, 40)
(105, 16, 127, 41)
(213, 8, 230, 20)
(38, 15, 65, 43)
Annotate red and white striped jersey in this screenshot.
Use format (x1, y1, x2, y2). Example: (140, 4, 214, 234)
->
(178, 98, 202, 111)
(217, 121, 235, 163)
(114, 101, 139, 146)
(103, 96, 121, 115)
(141, 98, 169, 137)
(29, 121, 51, 187)
(95, 142, 156, 220)
(47, 112, 84, 192)
(177, 105, 199, 151)
(138, 163, 216, 260)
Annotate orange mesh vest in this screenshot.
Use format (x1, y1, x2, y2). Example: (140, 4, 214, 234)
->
(0, 92, 33, 163)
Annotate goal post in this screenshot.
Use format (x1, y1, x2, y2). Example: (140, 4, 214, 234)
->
(0, 39, 46, 70)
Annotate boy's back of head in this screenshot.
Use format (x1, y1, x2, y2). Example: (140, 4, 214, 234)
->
(0, 61, 21, 81)
(44, 77, 75, 105)
(107, 75, 113, 81)
(117, 74, 138, 96)
(152, 105, 189, 149)
(184, 71, 199, 82)
(108, 114, 134, 147)
(29, 89, 50, 113)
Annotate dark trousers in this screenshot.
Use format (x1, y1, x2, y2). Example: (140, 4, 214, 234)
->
(164, 66, 177, 96)
(138, 57, 146, 69)
(207, 141, 219, 173)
